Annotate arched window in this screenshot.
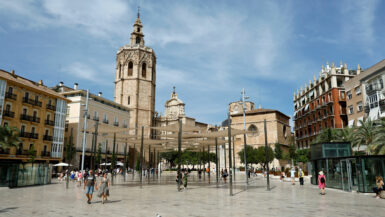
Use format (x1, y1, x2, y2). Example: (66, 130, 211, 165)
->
(47, 114, 51, 121)
(380, 78, 384, 89)
(127, 96, 130, 105)
(142, 63, 146, 78)
(33, 111, 37, 118)
(136, 37, 141, 45)
(45, 129, 49, 136)
(128, 61, 133, 76)
(283, 125, 287, 138)
(137, 27, 140, 32)
(247, 124, 258, 135)
(118, 64, 122, 78)
(5, 104, 11, 112)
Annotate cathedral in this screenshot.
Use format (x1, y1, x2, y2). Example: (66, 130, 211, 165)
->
(114, 13, 208, 138)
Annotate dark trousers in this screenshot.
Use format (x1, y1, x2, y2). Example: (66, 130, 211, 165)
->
(299, 177, 304, 185)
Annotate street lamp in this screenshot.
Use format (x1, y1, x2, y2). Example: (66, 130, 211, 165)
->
(241, 88, 249, 186)
(80, 89, 89, 173)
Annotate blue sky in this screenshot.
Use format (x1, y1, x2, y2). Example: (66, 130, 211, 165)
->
(1, 0, 385, 127)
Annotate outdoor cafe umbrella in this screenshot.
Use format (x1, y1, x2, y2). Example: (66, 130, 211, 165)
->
(53, 162, 72, 167)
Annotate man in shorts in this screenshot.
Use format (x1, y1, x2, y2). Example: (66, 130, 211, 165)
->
(83, 170, 98, 204)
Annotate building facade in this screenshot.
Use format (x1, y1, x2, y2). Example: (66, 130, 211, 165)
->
(114, 14, 156, 138)
(59, 83, 132, 169)
(344, 65, 364, 126)
(293, 62, 357, 149)
(0, 69, 69, 163)
(230, 108, 291, 169)
(361, 59, 385, 121)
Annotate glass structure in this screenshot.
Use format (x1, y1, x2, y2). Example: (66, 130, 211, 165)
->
(0, 162, 52, 188)
(310, 143, 385, 193)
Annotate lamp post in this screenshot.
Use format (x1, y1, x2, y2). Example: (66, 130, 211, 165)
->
(241, 88, 249, 186)
(80, 89, 89, 173)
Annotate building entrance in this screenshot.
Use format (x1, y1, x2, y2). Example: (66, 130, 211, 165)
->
(341, 159, 358, 192)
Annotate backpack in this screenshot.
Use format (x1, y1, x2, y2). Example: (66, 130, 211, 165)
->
(320, 176, 325, 184)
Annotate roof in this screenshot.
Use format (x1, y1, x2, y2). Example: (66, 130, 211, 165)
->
(360, 59, 385, 81)
(231, 108, 290, 119)
(0, 69, 69, 101)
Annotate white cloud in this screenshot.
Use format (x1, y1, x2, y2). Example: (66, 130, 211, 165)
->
(61, 61, 113, 86)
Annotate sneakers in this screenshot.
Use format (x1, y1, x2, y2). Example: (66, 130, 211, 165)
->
(87, 200, 91, 204)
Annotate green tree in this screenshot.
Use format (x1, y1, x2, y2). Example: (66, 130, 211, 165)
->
(0, 126, 21, 150)
(160, 150, 178, 167)
(238, 145, 257, 167)
(255, 146, 274, 170)
(28, 146, 37, 163)
(274, 143, 283, 160)
(295, 149, 309, 164)
(355, 118, 376, 153)
(312, 128, 341, 144)
(372, 119, 385, 154)
(96, 143, 102, 167)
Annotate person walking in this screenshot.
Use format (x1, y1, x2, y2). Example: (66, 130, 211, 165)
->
(84, 170, 98, 204)
(183, 171, 188, 190)
(98, 173, 110, 204)
(223, 169, 228, 184)
(318, 171, 326, 195)
(290, 168, 295, 185)
(299, 169, 305, 186)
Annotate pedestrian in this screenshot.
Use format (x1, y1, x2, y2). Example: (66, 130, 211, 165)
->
(290, 168, 295, 185)
(299, 169, 304, 186)
(198, 169, 202, 179)
(77, 171, 83, 186)
(318, 171, 326, 195)
(223, 169, 228, 183)
(247, 169, 251, 178)
(84, 170, 98, 204)
(280, 171, 285, 182)
(98, 173, 110, 204)
(183, 171, 188, 189)
(373, 176, 384, 199)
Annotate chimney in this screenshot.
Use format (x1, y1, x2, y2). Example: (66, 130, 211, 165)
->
(357, 64, 361, 75)
(59, 81, 64, 87)
(11, 70, 15, 75)
(38, 80, 43, 85)
(74, 83, 78, 90)
(98, 92, 102, 97)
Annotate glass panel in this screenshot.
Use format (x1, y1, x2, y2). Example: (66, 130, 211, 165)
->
(326, 159, 342, 189)
(361, 158, 384, 193)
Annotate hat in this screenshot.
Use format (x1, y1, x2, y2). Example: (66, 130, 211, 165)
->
(319, 171, 324, 175)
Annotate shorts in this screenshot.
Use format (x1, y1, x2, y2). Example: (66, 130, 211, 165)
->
(85, 186, 94, 194)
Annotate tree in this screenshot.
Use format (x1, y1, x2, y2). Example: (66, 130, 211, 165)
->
(0, 126, 21, 150)
(355, 118, 376, 153)
(96, 143, 102, 167)
(238, 145, 257, 167)
(274, 143, 283, 160)
(255, 146, 274, 170)
(28, 145, 37, 163)
(312, 128, 341, 144)
(160, 150, 178, 167)
(372, 119, 385, 154)
(295, 149, 309, 164)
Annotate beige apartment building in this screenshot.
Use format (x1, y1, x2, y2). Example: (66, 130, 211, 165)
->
(58, 83, 132, 169)
(344, 65, 364, 126)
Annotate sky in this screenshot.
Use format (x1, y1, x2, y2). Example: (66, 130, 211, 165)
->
(1, 0, 385, 127)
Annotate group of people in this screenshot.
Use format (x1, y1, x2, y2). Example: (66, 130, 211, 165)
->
(84, 169, 111, 204)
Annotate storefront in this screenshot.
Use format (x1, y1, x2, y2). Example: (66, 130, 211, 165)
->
(310, 142, 385, 193)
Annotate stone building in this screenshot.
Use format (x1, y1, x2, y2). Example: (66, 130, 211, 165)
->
(114, 13, 156, 138)
(293, 62, 357, 149)
(0, 69, 69, 163)
(58, 83, 131, 169)
(230, 108, 291, 169)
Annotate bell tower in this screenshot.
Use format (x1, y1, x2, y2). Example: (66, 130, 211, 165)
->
(114, 12, 156, 137)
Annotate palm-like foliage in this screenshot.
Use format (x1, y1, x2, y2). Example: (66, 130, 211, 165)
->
(0, 126, 21, 149)
(312, 128, 341, 144)
(372, 119, 385, 154)
(354, 119, 376, 152)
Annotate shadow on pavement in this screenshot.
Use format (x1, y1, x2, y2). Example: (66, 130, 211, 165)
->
(0, 207, 18, 213)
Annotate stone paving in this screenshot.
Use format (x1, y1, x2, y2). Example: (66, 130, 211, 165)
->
(0, 172, 384, 217)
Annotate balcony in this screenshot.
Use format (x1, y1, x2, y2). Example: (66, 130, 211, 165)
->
(45, 119, 55, 126)
(19, 132, 38, 139)
(103, 119, 109, 124)
(5, 92, 17, 100)
(113, 122, 119, 127)
(20, 114, 32, 121)
(46, 104, 56, 111)
(123, 124, 128, 128)
(22, 97, 42, 107)
(366, 84, 382, 94)
(3, 110, 15, 118)
(41, 151, 51, 157)
(93, 116, 99, 121)
(43, 135, 53, 141)
(31, 116, 40, 123)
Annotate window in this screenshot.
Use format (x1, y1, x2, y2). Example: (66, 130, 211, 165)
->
(24, 92, 29, 99)
(8, 86, 13, 93)
(119, 64, 122, 78)
(142, 63, 146, 78)
(347, 91, 352, 100)
(128, 62, 133, 76)
(45, 129, 49, 136)
(380, 78, 384, 89)
(33, 111, 37, 118)
(136, 37, 141, 44)
(29, 144, 33, 150)
(31, 127, 35, 134)
(21, 126, 25, 133)
(94, 111, 98, 118)
(340, 91, 345, 99)
(348, 106, 354, 115)
(22, 108, 27, 115)
(355, 86, 361, 95)
(137, 27, 140, 32)
(47, 114, 51, 121)
(5, 104, 11, 112)
(369, 94, 379, 108)
(48, 99, 52, 105)
(104, 114, 108, 122)
(35, 95, 39, 102)
(247, 124, 258, 135)
(283, 125, 287, 138)
(357, 101, 363, 112)
(127, 96, 130, 105)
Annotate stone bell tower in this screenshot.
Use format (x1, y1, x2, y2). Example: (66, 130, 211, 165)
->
(114, 12, 156, 137)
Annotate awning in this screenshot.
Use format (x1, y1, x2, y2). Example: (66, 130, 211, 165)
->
(357, 117, 364, 126)
(309, 90, 314, 97)
(348, 119, 355, 127)
(304, 104, 309, 111)
(368, 107, 380, 121)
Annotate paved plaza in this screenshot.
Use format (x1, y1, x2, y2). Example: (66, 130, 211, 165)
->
(0, 172, 384, 217)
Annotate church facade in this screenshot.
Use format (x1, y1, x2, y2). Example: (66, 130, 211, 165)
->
(114, 14, 156, 138)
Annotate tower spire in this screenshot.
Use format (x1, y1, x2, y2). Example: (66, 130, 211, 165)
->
(137, 6, 140, 18)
